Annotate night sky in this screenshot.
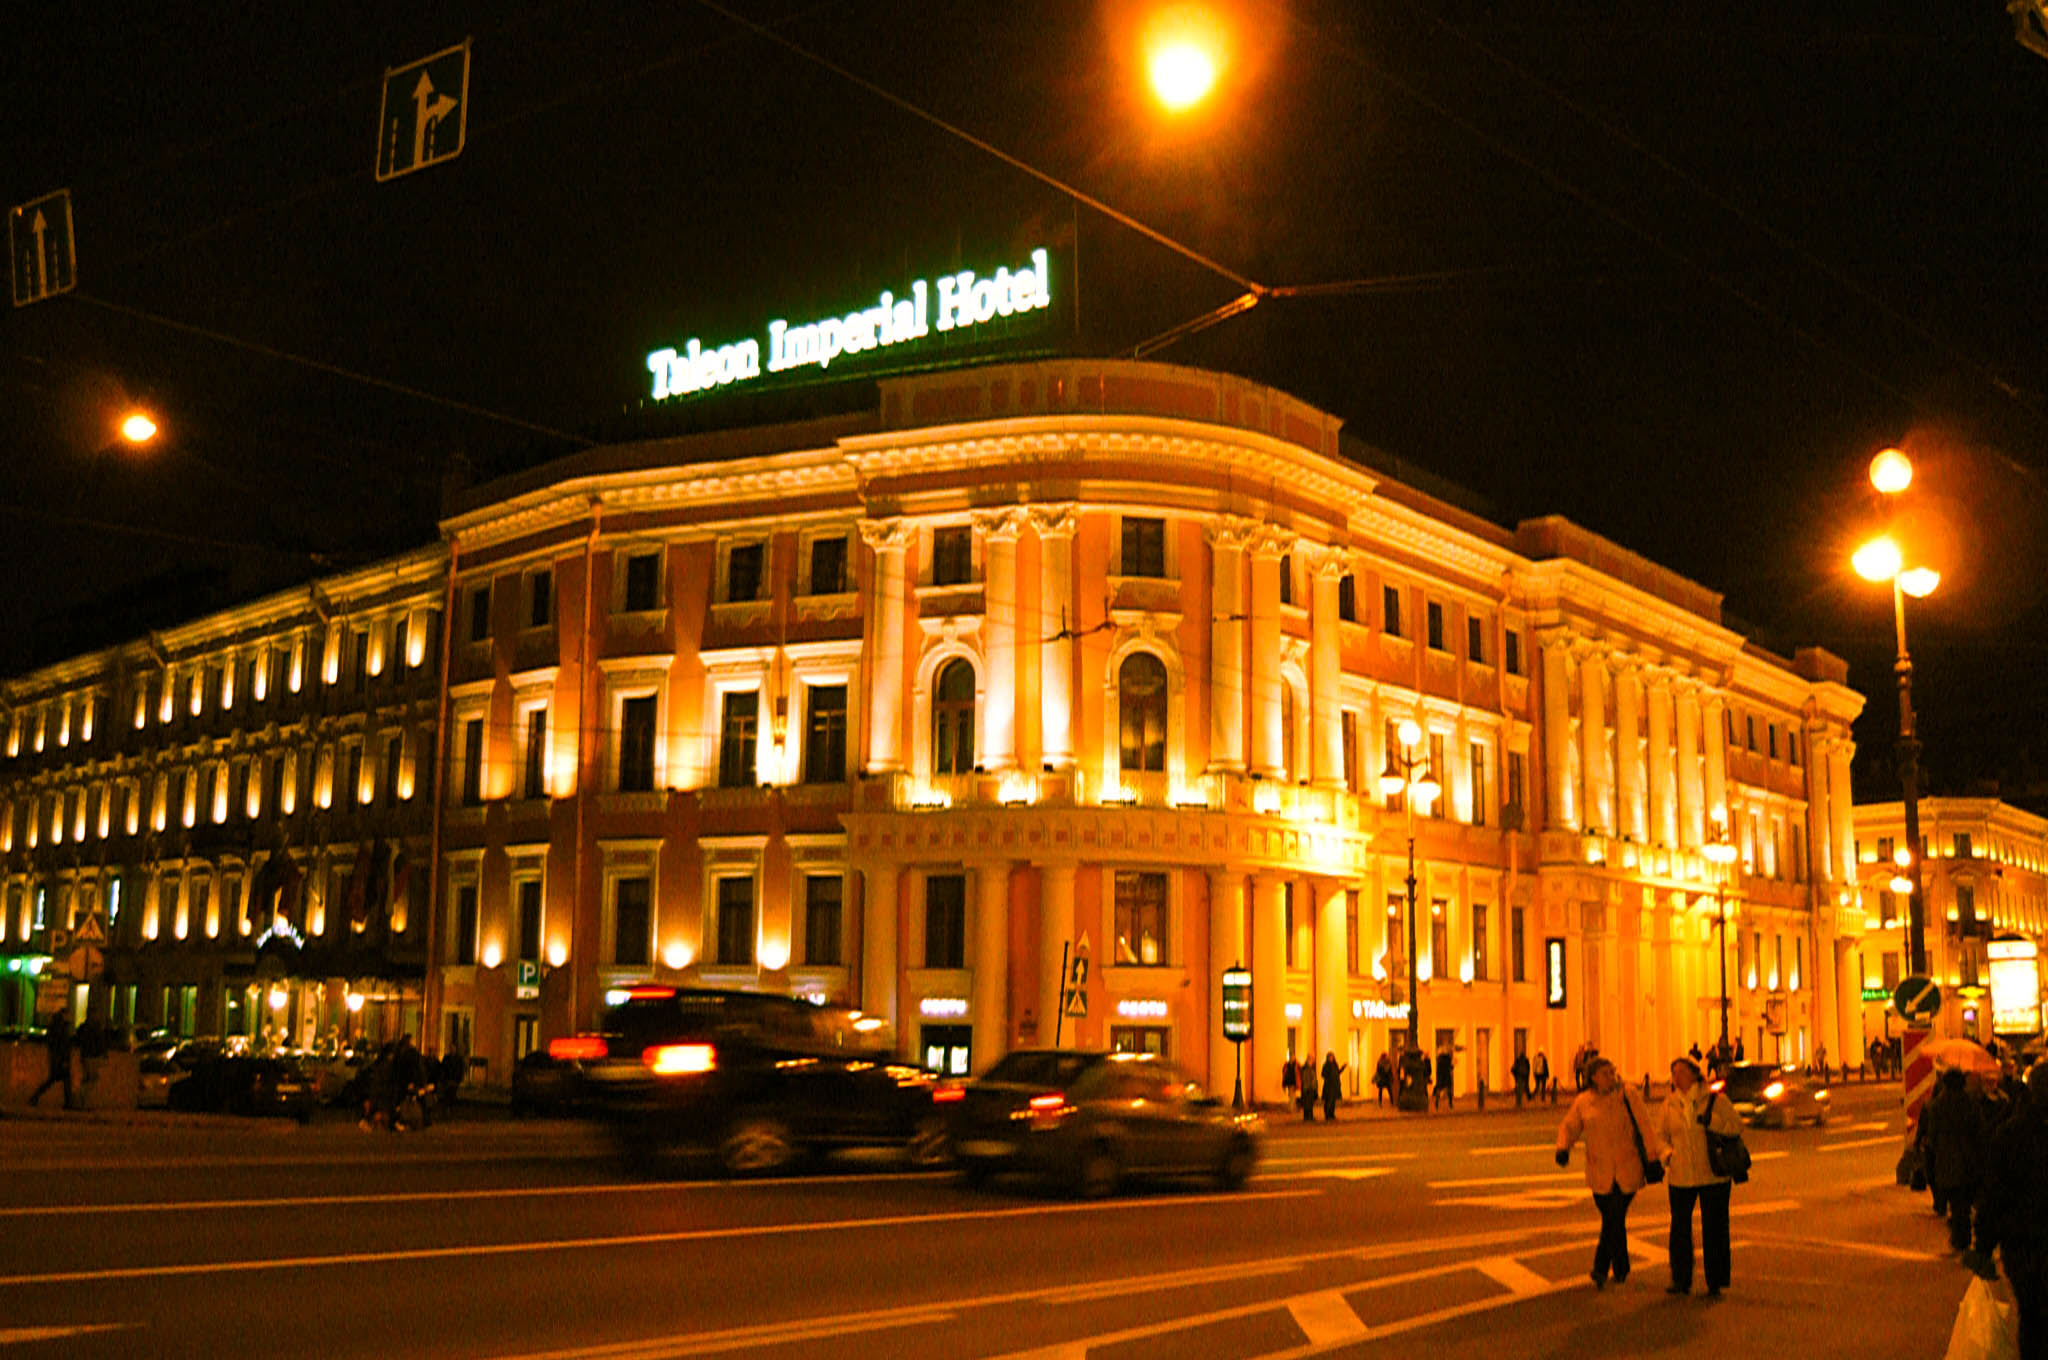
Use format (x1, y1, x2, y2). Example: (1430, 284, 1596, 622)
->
(4, 2, 2046, 804)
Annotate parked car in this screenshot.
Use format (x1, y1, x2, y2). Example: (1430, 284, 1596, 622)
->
(949, 1049, 1262, 1197)
(510, 1048, 587, 1116)
(167, 1053, 317, 1122)
(562, 985, 950, 1174)
(138, 1052, 188, 1108)
(1713, 1062, 1830, 1128)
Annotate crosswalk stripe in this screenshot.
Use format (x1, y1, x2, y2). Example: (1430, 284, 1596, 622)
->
(1288, 1291, 1369, 1346)
(1474, 1256, 1551, 1294)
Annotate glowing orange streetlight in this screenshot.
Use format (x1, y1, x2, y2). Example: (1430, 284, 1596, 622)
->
(1143, 7, 1226, 112)
(119, 410, 159, 445)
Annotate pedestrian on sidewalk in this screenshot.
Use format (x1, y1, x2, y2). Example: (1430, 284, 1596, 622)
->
(1511, 1049, 1530, 1109)
(1657, 1055, 1741, 1297)
(1918, 1068, 1986, 1249)
(1282, 1054, 1298, 1108)
(29, 1011, 74, 1110)
(1533, 1050, 1552, 1104)
(1433, 1044, 1455, 1111)
(1556, 1057, 1653, 1290)
(1971, 1060, 2047, 1358)
(1321, 1052, 1344, 1122)
(1298, 1058, 1319, 1122)
(1372, 1052, 1394, 1107)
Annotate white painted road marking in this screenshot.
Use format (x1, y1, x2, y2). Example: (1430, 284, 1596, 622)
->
(1819, 1135, 1899, 1152)
(0, 1188, 1319, 1288)
(1467, 1143, 1559, 1156)
(1475, 1255, 1551, 1294)
(0, 1325, 133, 1346)
(1428, 1171, 1582, 1189)
(1289, 1290, 1370, 1345)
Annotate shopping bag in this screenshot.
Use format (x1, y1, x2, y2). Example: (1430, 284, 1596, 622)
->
(1941, 1275, 2019, 1360)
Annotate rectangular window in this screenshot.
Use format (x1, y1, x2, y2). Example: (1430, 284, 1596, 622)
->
(1383, 719, 1406, 812)
(383, 733, 403, 805)
(1746, 714, 1758, 750)
(1790, 823, 1805, 882)
(1426, 601, 1445, 651)
(1504, 630, 1522, 676)
(1120, 517, 1165, 578)
(1337, 574, 1357, 622)
(1879, 889, 1897, 926)
(1430, 901, 1450, 980)
(624, 550, 663, 611)
(809, 536, 848, 595)
(1284, 882, 1298, 969)
(1793, 937, 1804, 990)
(803, 685, 848, 784)
(1789, 731, 1801, 766)
(1383, 584, 1404, 638)
(1278, 554, 1293, 607)
(351, 631, 370, 693)
(1469, 741, 1488, 827)
(468, 585, 491, 643)
(618, 695, 657, 793)
(523, 708, 548, 799)
(803, 875, 842, 967)
(1511, 907, 1526, 983)
(1958, 881, 1977, 930)
(717, 692, 758, 789)
(1955, 832, 1973, 858)
(931, 526, 973, 586)
(1345, 890, 1361, 976)
(924, 873, 966, 969)
(1877, 836, 1894, 861)
(1467, 616, 1486, 663)
(1768, 725, 1778, 759)
(715, 876, 754, 965)
(1471, 903, 1490, 982)
(614, 877, 652, 967)
(1506, 750, 1526, 828)
(529, 570, 553, 629)
(515, 878, 543, 963)
(1341, 711, 1360, 793)
(343, 743, 363, 806)
(1113, 871, 1168, 966)
(1881, 951, 1901, 991)
(460, 718, 484, 806)
(452, 882, 479, 966)
(1428, 735, 1446, 817)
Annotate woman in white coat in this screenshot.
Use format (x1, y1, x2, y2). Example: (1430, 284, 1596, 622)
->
(1657, 1055, 1743, 1296)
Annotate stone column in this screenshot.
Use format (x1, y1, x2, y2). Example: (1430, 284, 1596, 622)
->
(1647, 675, 1676, 849)
(973, 862, 1011, 1072)
(1812, 910, 1839, 1068)
(1248, 531, 1286, 779)
(1614, 663, 1645, 843)
(1039, 863, 1077, 1049)
(1310, 549, 1345, 789)
(1031, 506, 1077, 772)
(1250, 872, 1288, 1106)
(1676, 685, 1704, 849)
(976, 511, 1023, 774)
(1703, 694, 1729, 831)
(861, 862, 900, 1033)
(1834, 937, 1860, 1065)
(1209, 869, 1248, 1099)
(1314, 879, 1347, 1067)
(1805, 726, 1834, 883)
(1540, 636, 1575, 831)
(1580, 650, 1612, 834)
(1827, 739, 1857, 885)
(859, 519, 911, 774)
(1206, 519, 1250, 775)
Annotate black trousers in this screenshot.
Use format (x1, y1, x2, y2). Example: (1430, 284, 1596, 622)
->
(1592, 1189, 1636, 1282)
(1667, 1181, 1732, 1290)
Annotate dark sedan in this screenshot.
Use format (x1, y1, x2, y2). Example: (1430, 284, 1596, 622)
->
(1713, 1062, 1830, 1128)
(167, 1054, 317, 1122)
(949, 1050, 1261, 1197)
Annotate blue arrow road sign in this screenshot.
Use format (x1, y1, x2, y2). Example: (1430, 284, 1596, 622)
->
(377, 40, 471, 182)
(10, 189, 76, 307)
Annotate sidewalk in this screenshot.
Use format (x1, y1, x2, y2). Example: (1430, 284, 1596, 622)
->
(1251, 1071, 1901, 1129)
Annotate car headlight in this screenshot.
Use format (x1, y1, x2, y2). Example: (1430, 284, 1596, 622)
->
(1763, 1081, 1785, 1099)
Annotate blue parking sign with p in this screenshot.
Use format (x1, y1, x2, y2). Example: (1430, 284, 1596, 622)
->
(377, 40, 470, 181)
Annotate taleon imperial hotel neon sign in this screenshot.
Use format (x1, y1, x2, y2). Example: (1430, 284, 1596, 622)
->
(646, 246, 1053, 401)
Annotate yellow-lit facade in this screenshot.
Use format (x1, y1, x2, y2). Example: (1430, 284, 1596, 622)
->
(1851, 798, 2048, 1047)
(0, 549, 443, 1045)
(432, 359, 1866, 1098)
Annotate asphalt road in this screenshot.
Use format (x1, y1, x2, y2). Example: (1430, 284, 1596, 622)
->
(0, 1083, 1979, 1359)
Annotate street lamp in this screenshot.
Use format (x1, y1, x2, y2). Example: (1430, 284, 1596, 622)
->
(1851, 447, 1939, 977)
(1142, 6, 1226, 112)
(1703, 820, 1739, 1065)
(1379, 718, 1439, 1111)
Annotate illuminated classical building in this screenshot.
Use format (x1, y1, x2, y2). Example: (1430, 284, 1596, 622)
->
(0, 549, 443, 1045)
(1851, 798, 2048, 1047)
(430, 358, 1867, 1099)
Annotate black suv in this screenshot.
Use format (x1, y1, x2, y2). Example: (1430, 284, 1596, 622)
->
(561, 986, 951, 1175)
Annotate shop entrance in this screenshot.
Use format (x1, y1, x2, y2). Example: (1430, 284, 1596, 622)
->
(921, 1024, 971, 1077)
(1109, 1025, 1170, 1057)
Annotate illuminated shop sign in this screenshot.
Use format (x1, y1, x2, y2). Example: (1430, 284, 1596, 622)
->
(1220, 967, 1251, 1042)
(1116, 998, 1169, 1020)
(1350, 998, 1410, 1021)
(1545, 938, 1567, 1010)
(646, 246, 1053, 400)
(1988, 937, 2041, 1033)
(918, 996, 969, 1018)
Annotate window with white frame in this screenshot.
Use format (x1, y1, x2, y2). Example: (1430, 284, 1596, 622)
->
(932, 659, 976, 775)
(721, 542, 764, 604)
(717, 691, 758, 788)
(449, 876, 479, 966)
(713, 875, 755, 965)
(802, 874, 842, 966)
(1113, 870, 1169, 966)
(801, 684, 847, 784)
(1118, 653, 1168, 774)
(1117, 517, 1167, 578)
(610, 874, 652, 968)
(520, 701, 550, 800)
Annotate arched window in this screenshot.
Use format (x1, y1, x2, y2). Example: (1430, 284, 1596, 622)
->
(932, 659, 976, 775)
(1118, 653, 1168, 773)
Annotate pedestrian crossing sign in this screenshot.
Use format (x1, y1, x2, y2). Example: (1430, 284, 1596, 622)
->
(1061, 985, 1088, 1019)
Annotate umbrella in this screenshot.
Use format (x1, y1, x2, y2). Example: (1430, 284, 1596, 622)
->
(1919, 1037, 1999, 1076)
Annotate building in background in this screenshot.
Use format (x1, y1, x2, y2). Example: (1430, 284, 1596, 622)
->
(1852, 798, 2048, 1049)
(429, 358, 1865, 1098)
(0, 548, 443, 1051)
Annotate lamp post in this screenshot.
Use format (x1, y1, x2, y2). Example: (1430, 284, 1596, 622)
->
(1704, 820, 1739, 1065)
(1379, 718, 1439, 1111)
(1851, 448, 1939, 978)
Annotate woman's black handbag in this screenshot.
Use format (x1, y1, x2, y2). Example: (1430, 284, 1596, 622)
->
(1622, 1091, 1665, 1184)
(1701, 1095, 1751, 1182)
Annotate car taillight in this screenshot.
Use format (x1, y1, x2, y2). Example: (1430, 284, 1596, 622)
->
(644, 1043, 716, 1075)
(549, 1037, 607, 1061)
(932, 1085, 966, 1103)
(1709, 1080, 1724, 1092)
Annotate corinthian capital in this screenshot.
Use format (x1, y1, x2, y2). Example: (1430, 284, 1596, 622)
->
(1027, 503, 1077, 540)
(972, 507, 1026, 540)
(857, 517, 911, 552)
